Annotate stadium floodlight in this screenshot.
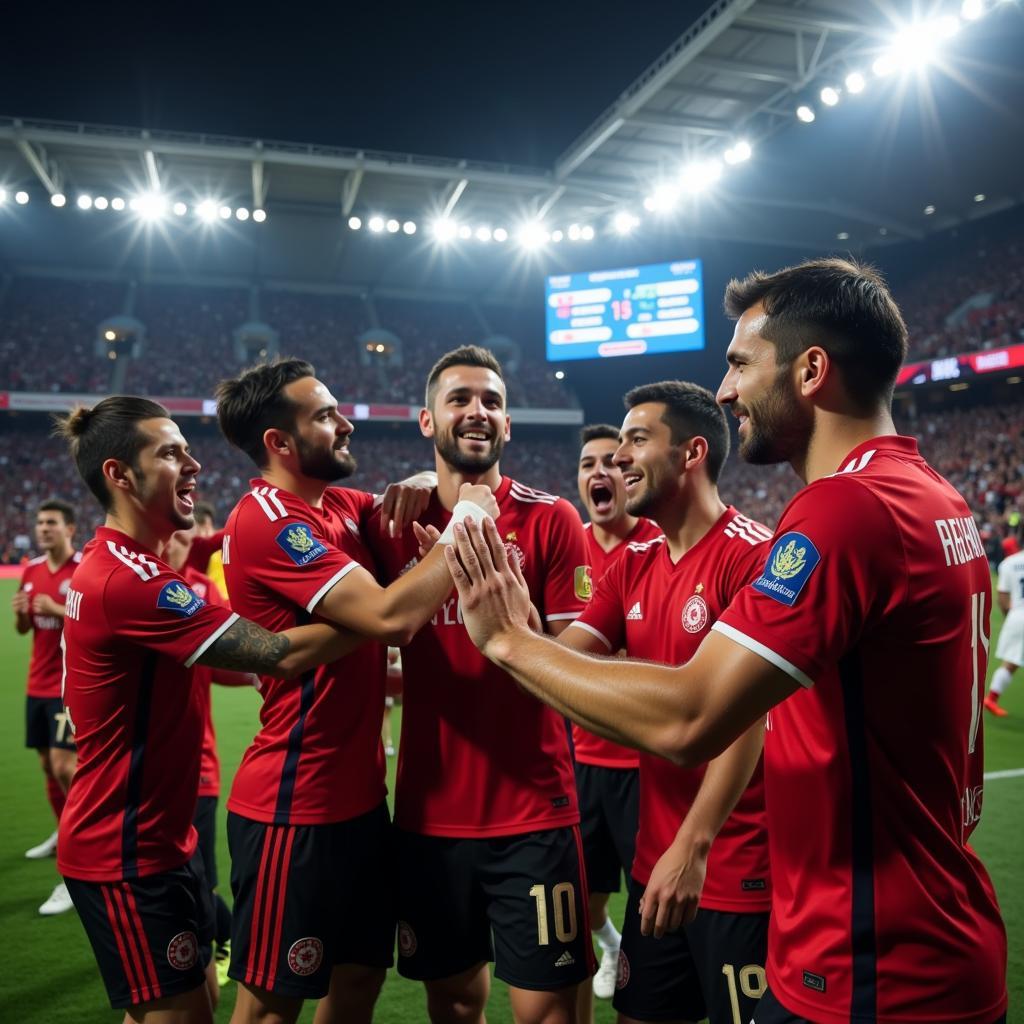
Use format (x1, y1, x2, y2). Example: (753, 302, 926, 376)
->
(550, 229, 564, 243)
(51, 193, 67, 208)
(493, 227, 508, 242)
(236, 207, 250, 221)
(613, 210, 639, 235)
(974, 193, 986, 202)
(218, 205, 232, 220)
(94, 196, 109, 210)
(568, 224, 582, 241)
(111, 196, 126, 211)
(173, 201, 187, 216)
(837, 231, 850, 240)
(77, 195, 93, 210)
(723, 140, 752, 165)
(680, 159, 722, 194)
(15, 190, 29, 205)
(458, 224, 473, 240)
(386, 218, 400, 233)
(402, 220, 417, 235)
(879, 18, 959, 75)
(845, 71, 867, 94)
(644, 181, 680, 212)
(104, 329, 116, 341)
(0, 188, 6, 205)
(820, 86, 840, 106)
(368, 216, 385, 232)
(137, 193, 169, 220)
(516, 221, 548, 249)
(796, 104, 817, 123)
(431, 217, 458, 242)
(554, 370, 565, 380)
(924, 204, 936, 215)
(961, 0, 985, 17)
(476, 226, 492, 242)
(252, 208, 267, 223)
(196, 199, 218, 223)
(581, 225, 595, 241)
(348, 215, 362, 230)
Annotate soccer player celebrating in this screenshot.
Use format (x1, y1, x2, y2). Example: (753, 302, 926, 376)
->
(214, 358, 497, 1024)
(986, 544, 1024, 715)
(13, 498, 80, 915)
(367, 346, 593, 1024)
(56, 396, 367, 1024)
(564, 386, 772, 1024)
(444, 260, 1008, 1024)
(573, 424, 660, 1004)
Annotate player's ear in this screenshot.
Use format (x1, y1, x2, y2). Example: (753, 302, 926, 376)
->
(418, 407, 434, 439)
(682, 435, 709, 474)
(102, 457, 134, 495)
(799, 346, 830, 397)
(263, 427, 291, 459)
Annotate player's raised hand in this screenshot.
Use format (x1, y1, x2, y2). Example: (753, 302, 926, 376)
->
(32, 593, 63, 617)
(11, 589, 30, 615)
(638, 835, 708, 939)
(457, 481, 500, 520)
(444, 517, 531, 655)
(379, 470, 437, 538)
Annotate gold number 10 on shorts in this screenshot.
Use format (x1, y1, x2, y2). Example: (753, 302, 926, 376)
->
(528, 883, 578, 945)
(721, 962, 767, 1024)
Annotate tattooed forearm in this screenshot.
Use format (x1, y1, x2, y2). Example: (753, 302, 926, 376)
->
(198, 618, 290, 674)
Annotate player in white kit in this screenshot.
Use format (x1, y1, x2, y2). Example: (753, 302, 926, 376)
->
(986, 547, 1024, 716)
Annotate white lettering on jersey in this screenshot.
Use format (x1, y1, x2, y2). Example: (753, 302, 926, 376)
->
(430, 596, 464, 627)
(222, 534, 231, 565)
(32, 615, 61, 631)
(65, 588, 84, 621)
(935, 516, 986, 567)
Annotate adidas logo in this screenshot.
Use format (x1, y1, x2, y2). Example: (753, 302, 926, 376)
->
(626, 602, 643, 620)
(555, 951, 575, 967)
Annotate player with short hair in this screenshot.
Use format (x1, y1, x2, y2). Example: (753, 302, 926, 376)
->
(14, 497, 80, 915)
(55, 396, 366, 1023)
(366, 345, 594, 1024)
(985, 547, 1024, 716)
(214, 358, 496, 1024)
(563, 385, 771, 1024)
(573, 423, 660, 1007)
(444, 259, 1008, 1024)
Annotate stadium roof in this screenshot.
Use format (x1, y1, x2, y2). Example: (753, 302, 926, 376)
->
(1, 0, 1022, 291)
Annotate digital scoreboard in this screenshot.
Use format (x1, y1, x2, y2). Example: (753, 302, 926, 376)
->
(545, 259, 705, 363)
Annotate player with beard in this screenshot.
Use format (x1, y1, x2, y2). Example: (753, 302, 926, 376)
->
(573, 425, 661, 1009)
(55, 396, 371, 1023)
(442, 258, 1008, 1024)
(558, 385, 772, 1024)
(366, 346, 593, 1024)
(214, 359, 497, 1024)
(14, 498, 80, 915)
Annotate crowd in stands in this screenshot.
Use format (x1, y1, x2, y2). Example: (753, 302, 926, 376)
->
(2, 400, 1021, 567)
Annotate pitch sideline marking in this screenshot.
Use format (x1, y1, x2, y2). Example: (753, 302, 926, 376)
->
(984, 768, 1024, 781)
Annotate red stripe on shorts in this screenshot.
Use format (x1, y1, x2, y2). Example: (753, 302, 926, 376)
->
(572, 824, 598, 974)
(121, 883, 163, 1001)
(264, 826, 296, 985)
(246, 825, 282, 988)
(101, 883, 148, 1002)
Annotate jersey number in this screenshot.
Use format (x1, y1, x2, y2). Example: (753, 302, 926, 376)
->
(721, 962, 767, 1024)
(53, 710, 71, 744)
(528, 883, 578, 945)
(968, 589, 990, 756)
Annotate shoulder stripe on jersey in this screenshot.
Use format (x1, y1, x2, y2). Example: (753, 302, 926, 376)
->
(27, 554, 47, 565)
(509, 482, 558, 505)
(305, 562, 360, 614)
(106, 541, 161, 581)
(723, 515, 773, 547)
(546, 611, 581, 622)
(628, 536, 665, 553)
(251, 487, 282, 522)
(837, 449, 878, 475)
(711, 621, 813, 689)
(267, 488, 288, 518)
(72, 551, 83, 563)
(184, 612, 240, 669)
(567, 619, 613, 651)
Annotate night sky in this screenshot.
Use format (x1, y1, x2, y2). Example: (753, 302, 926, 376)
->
(1, 1, 716, 165)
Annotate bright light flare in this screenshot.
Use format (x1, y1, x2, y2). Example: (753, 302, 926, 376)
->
(475, 225, 492, 242)
(348, 216, 362, 230)
(723, 140, 752, 165)
(402, 220, 417, 235)
(15, 190, 29, 205)
(679, 159, 722, 193)
(493, 227, 508, 242)
(0, 188, 6, 205)
(94, 196, 109, 210)
(644, 182, 680, 212)
(252, 209, 267, 223)
(77, 195, 93, 210)
(845, 71, 866, 94)
(458, 225, 472, 240)
(516, 221, 549, 250)
(368, 216, 385, 233)
(580, 225, 595, 241)
(796, 104, 816, 123)
(235, 207, 250, 221)
(196, 200, 218, 223)
(961, 0, 985, 19)
(820, 86, 840, 106)
(386, 218, 400, 233)
(111, 197, 125, 211)
(431, 217, 457, 242)
(877, 17, 960, 75)
(133, 193, 168, 220)
(613, 211, 639, 235)
(51, 193, 67, 208)
(173, 201, 188, 216)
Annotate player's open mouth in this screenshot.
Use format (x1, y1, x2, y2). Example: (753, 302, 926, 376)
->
(176, 484, 195, 511)
(622, 472, 642, 492)
(459, 431, 491, 444)
(589, 481, 614, 514)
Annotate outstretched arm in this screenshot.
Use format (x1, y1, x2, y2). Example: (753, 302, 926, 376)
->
(444, 517, 797, 766)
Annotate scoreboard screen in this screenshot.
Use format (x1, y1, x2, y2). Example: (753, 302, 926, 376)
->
(545, 259, 705, 362)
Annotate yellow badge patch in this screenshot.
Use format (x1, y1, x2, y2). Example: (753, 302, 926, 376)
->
(574, 565, 594, 601)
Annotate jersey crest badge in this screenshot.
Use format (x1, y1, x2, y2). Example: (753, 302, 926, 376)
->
(574, 565, 593, 601)
(287, 937, 324, 976)
(276, 523, 328, 566)
(752, 532, 821, 606)
(59, 579, 71, 596)
(504, 541, 526, 569)
(682, 593, 709, 633)
(157, 582, 205, 617)
(166, 931, 198, 970)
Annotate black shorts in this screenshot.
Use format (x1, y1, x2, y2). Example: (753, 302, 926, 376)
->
(25, 695, 75, 751)
(395, 824, 596, 991)
(192, 796, 219, 891)
(614, 875, 769, 1024)
(574, 761, 639, 895)
(64, 855, 214, 1010)
(227, 802, 395, 999)
(753, 987, 1007, 1024)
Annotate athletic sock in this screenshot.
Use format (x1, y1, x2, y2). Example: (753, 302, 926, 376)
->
(594, 917, 622, 952)
(46, 776, 66, 822)
(991, 666, 1013, 697)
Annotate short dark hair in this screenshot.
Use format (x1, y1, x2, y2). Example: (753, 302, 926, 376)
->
(193, 501, 216, 527)
(37, 498, 76, 526)
(425, 345, 504, 410)
(216, 358, 316, 467)
(723, 257, 908, 410)
(580, 424, 621, 447)
(53, 396, 170, 510)
(624, 380, 730, 483)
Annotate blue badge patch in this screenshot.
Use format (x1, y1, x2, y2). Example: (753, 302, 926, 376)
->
(275, 522, 328, 566)
(157, 581, 206, 617)
(751, 531, 821, 607)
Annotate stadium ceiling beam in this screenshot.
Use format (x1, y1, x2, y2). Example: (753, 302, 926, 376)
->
(140, 130, 161, 192)
(657, 83, 758, 105)
(554, 0, 759, 181)
(534, 185, 566, 220)
(441, 175, 470, 217)
(687, 55, 797, 85)
(12, 135, 61, 195)
(341, 161, 363, 217)
(735, 4, 868, 36)
(626, 112, 733, 137)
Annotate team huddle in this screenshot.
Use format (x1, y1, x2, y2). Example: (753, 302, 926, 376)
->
(15, 258, 1010, 1024)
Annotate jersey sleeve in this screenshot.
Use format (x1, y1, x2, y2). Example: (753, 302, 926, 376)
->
(240, 501, 364, 613)
(539, 499, 590, 626)
(714, 479, 906, 688)
(102, 567, 239, 669)
(571, 556, 628, 652)
(997, 557, 1013, 594)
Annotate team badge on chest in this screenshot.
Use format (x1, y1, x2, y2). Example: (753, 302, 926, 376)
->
(504, 530, 526, 570)
(682, 584, 709, 634)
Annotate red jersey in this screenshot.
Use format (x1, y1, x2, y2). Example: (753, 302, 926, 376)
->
(574, 508, 772, 912)
(370, 476, 588, 837)
(223, 481, 386, 826)
(572, 519, 662, 769)
(19, 550, 81, 698)
(58, 528, 238, 881)
(715, 437, 1007, 1024)
(182, 567, 224, 799)
(185, 529, 225, 575)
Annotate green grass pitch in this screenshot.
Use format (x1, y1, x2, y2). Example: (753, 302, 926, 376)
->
(0, 577, 1018, 1022)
